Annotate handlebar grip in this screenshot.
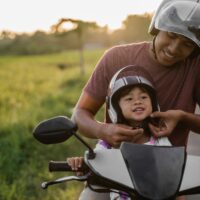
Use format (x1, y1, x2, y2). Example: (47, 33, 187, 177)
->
(49, 160, 89, 172)
(49, 161, 72, 172)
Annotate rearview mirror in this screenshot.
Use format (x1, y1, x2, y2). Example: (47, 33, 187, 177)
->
(33, 116, 77, 144)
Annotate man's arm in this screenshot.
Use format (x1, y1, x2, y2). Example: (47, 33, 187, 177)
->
(181, 110, 200, 133)
(71, 91, 104, 139)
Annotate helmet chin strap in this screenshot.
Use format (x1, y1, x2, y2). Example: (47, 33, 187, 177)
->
(130, 117, 151, 131)
(152, 36, 158, 60)
(131, 116, 161, 135)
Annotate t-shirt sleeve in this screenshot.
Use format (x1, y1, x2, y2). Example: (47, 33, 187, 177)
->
(83, 47, 116, 102)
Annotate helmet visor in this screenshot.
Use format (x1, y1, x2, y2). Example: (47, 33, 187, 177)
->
(155, 1, 200, 47)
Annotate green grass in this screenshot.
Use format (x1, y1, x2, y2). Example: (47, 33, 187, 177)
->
(0, 49, 104, 200)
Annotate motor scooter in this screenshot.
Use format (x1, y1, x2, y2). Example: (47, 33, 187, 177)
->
(33, 116, 200, 200)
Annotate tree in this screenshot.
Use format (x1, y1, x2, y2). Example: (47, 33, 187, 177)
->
(122, 13, 152, 42)
(0, 30, 16, 39)
(51, 18, 98, 74)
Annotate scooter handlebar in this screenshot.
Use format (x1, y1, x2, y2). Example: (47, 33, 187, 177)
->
(49, 160, 89, 172)
(49, 161, 72, 172)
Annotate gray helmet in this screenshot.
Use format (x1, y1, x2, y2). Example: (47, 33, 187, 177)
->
(149, 0, 200, 47)
(107, 66, 160, 124)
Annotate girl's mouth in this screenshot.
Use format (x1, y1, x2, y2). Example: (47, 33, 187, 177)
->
(133, 107, 144, 112)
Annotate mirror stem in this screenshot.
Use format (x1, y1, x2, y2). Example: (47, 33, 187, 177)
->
(73, 132, 96, 159)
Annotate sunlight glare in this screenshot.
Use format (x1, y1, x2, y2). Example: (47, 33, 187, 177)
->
(0, 0, 163, 33)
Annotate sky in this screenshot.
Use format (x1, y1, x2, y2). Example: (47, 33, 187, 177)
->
(1, 0, 163, 34)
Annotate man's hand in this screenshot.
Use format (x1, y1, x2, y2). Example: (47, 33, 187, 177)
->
(149, 110, 183, 137)
(100, 123, 144, 148)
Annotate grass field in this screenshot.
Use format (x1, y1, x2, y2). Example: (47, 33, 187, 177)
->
(0, 49, 105, 200)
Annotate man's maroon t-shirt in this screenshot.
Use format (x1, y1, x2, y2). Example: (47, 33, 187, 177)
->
(84, 42, 200, 146)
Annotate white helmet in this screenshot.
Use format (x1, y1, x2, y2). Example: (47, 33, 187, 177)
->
(149, 0, 200, 47)
(106, 65, 160, 124)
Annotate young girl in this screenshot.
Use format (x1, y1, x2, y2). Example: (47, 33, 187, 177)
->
(68, 67, 173, 200)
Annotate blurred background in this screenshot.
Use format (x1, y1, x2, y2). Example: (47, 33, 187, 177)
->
(0, 0, 174, 199)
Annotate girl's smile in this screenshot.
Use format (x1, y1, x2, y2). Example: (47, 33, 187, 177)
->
(119, 87, 153, 124)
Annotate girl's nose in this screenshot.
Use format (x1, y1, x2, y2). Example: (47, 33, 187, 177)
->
(134, 99, 142, 105)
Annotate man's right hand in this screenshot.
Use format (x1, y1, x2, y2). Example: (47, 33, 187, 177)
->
(100, 123, 144, 148)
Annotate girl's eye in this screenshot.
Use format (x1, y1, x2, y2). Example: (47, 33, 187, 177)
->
(126, 97, 133, 101)
(141, 95, 148, 99)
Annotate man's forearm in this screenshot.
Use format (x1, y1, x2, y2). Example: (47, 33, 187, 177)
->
(72, 108, 103, 139)
(181, 111, 200, 133)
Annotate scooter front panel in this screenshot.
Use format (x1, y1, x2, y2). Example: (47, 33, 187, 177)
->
(86, 149, 134, 189)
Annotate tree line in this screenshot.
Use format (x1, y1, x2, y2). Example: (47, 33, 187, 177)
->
(0, 13, 153, 55)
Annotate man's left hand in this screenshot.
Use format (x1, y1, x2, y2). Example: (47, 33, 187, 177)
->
(149, 110, 183, 137)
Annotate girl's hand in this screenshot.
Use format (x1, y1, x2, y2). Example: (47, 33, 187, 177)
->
(67, 157, 84, 176)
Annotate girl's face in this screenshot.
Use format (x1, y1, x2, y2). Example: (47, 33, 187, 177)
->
(151, 31, 196, 66)
(119, 87, 152, 123)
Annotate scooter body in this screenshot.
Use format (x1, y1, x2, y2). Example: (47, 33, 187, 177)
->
(33, 116, 200, 200)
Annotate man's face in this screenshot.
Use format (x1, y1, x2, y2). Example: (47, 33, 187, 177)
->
(152, 31, 195, 66)
(119, 87, 152, 123)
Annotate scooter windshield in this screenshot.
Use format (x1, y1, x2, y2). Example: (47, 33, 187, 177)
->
(120, 143, 185, 200)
